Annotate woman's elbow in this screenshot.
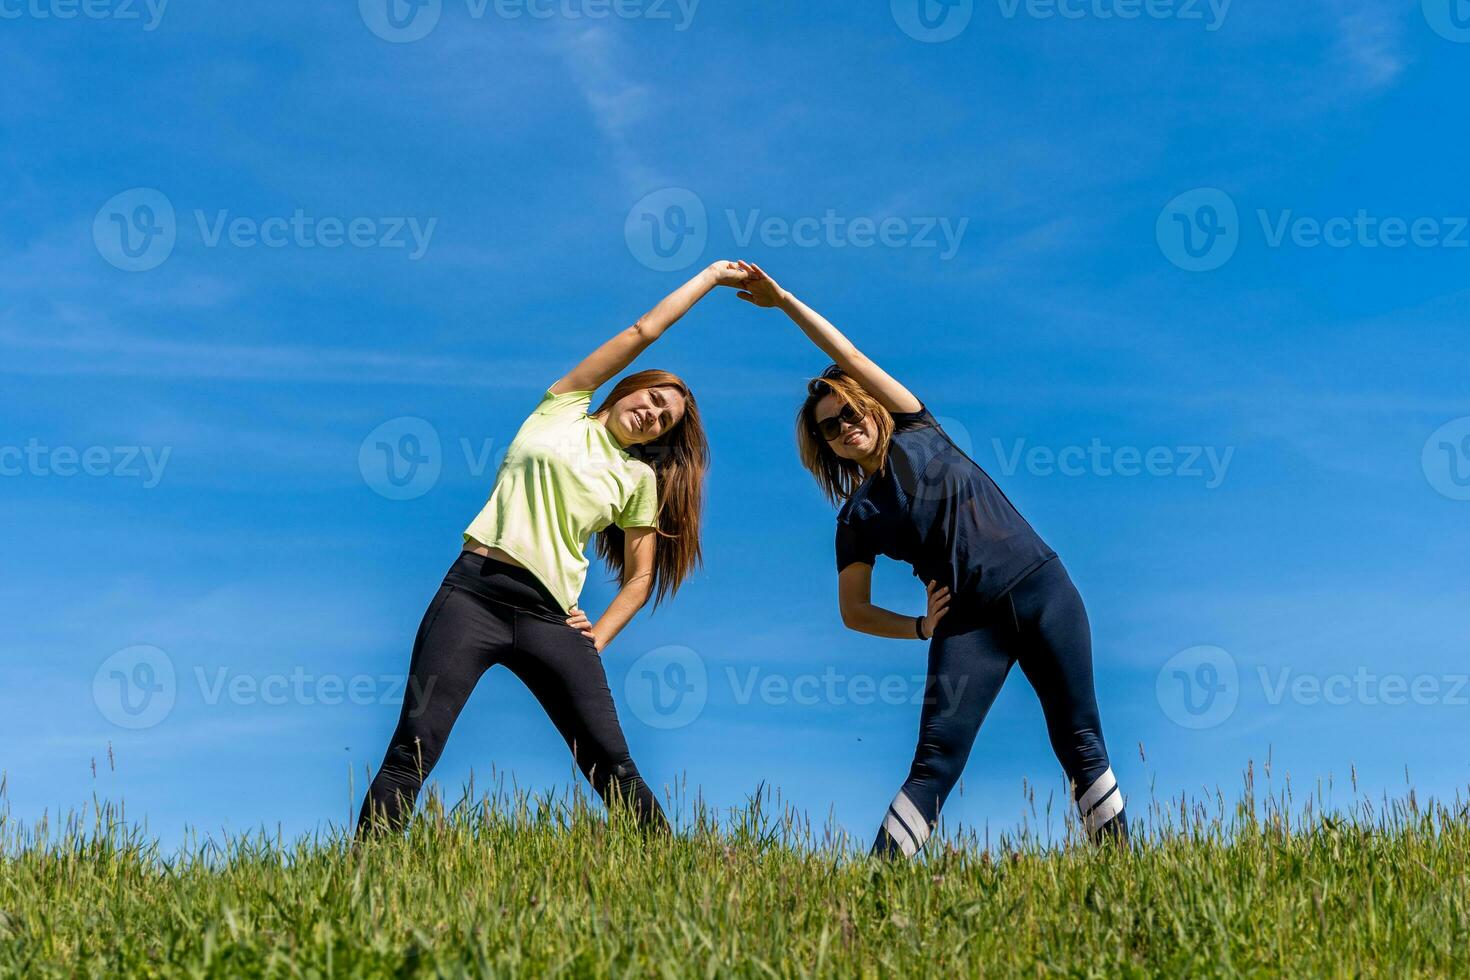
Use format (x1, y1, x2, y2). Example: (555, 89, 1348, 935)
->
(624, 571, 656, 605)
(839, 602, 864, 631)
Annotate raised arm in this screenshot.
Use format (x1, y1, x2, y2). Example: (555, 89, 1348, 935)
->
(735, 261, 922, 415)
(550, 261, 749, 395)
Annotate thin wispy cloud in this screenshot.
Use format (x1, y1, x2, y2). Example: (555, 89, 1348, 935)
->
(552, 27, 659, 193)
(0, 320, 556, 387)
(1331, 2, 1409, 93)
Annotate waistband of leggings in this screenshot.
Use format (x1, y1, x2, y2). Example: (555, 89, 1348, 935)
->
(442, 550, 565, 620)
(940, 556, 1061, 630)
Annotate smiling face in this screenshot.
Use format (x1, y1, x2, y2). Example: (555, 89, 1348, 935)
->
(604, 384, 687, 446)
(814, 391, 878, 464)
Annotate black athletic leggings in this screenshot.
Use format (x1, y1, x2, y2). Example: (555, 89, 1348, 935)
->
(873, 557, 1127, 857)
(358, 550, 667, 834)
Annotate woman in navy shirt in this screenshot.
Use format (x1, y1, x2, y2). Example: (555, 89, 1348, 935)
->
(735, 261, 1128, 856)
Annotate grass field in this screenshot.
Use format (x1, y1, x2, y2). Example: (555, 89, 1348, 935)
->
(2, 770, 1467, 978)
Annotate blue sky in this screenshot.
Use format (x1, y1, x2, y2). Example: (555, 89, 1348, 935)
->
(3, 0, 1468, 849)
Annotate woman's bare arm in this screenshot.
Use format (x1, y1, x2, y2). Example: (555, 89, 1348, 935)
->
(565, 526, 658, 653)
(735, 261, 922, 415)
(836, 563, 950, 640)
(550, 262, 748, 395)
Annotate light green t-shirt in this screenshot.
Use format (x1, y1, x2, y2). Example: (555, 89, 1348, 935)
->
(463, 387, 659, 613)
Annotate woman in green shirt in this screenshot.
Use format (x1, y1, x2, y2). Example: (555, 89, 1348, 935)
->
(358, 262, 748, 835)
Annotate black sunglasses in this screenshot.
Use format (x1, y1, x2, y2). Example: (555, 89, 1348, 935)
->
(806, 366, 846, 395)
(813, 402, 866, 442)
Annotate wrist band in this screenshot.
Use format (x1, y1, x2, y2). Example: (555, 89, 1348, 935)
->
(915, 615, 927, 640)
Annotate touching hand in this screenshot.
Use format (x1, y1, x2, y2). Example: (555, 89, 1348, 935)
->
(921, 581, 951, 639)
(734, 260, 786, 308)
(706, 260, 751, 289)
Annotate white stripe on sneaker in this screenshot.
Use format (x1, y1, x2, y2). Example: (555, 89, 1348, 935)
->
(882, 811, 921, 857)
(1084, 788, 1125, 834)
(881, 790, 930, 857)
(890, 791, 927, 843)
(1077, 768, 1117, 816)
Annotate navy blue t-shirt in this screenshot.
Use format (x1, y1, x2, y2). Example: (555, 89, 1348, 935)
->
(835, 404, 1056, 605)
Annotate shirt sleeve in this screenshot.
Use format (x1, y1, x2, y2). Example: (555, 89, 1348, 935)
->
(531, 387, 594, 418)
(889, 402, 937, 432)
(835, 517, 876, 570)
(615, 463, 659, 529)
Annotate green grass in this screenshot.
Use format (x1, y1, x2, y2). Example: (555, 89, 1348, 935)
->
(2, 772, 1467, 977)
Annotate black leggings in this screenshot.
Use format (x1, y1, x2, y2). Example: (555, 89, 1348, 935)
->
(358, 551, 667, 834)
(873, 557, 1126, 857)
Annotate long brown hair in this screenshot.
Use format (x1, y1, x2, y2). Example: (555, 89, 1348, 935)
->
(591, 369, 708, 608)
(795, 364, 897, 506)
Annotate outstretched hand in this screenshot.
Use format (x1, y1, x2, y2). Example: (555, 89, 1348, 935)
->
(706, 260, 751, 289)
(733, 260, 785, 308)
